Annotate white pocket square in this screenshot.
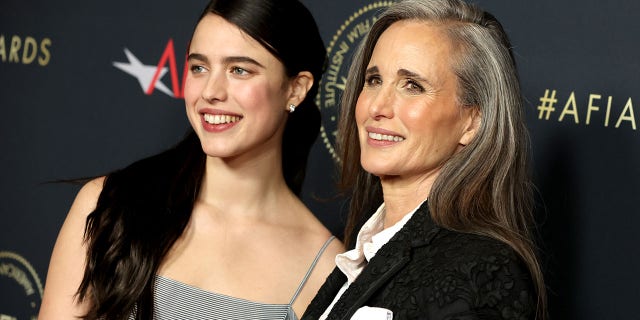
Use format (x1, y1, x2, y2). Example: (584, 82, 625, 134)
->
(350, 306, 393, 320)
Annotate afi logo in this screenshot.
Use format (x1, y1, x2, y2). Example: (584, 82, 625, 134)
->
(113, 39, 187, 98)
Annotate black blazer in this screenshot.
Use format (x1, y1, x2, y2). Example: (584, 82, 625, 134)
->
(302, 202, 536, 320)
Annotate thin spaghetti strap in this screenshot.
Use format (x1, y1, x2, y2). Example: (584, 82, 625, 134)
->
(288, 236, 336, 305)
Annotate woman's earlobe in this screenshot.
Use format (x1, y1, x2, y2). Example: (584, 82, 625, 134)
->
(459, 108, 481, 146)
(289, 71, 314, 106)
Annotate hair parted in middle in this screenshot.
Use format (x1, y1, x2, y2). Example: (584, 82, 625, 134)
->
(336, 0, 546, 318)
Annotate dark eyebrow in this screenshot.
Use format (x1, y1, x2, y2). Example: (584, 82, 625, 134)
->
(398, 68, 433, 86)
(398, 68, 423, 80)
(365, 66, 379, 75)
(187, 53, 265, 69)
(223, 56, 265, 68)
(366, 67, 429, 80)
(187, 53, 208, 63)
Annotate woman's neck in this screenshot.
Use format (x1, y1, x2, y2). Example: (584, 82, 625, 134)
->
(380, 172, 436, 228)
(197, 149, 292, 219)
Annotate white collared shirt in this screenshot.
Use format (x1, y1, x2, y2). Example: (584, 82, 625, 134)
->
(319, 201, 425, 320)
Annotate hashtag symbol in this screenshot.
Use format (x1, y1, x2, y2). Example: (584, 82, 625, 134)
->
(537, 89, 557, 120)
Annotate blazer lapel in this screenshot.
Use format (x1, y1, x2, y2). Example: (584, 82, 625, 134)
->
(301, 267, 347, 320)
(327, 203, 441, 320)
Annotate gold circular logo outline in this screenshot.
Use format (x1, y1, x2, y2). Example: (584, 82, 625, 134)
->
(0, 250, 44, 316)
(316, 1, 395, 163)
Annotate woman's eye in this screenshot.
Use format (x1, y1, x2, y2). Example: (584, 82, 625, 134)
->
(404, 79, 425, 93)
(231, 66, 249, 75)
(364, 75, 382, 86)
(190, 65, 206, 73)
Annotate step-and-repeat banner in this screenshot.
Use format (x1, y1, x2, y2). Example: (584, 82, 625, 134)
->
(1, 0, 638, 318)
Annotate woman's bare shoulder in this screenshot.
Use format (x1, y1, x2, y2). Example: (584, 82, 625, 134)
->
(72, 177, 105, 213)
(38, 176, 106, 319)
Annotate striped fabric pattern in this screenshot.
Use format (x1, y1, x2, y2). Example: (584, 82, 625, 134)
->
(128, 236, 335, 319)
(151, 275, 294, 320)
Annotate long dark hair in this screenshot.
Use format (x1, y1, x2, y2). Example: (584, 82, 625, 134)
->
(337, 0, 546, 318)
(77, 0, 325, 318)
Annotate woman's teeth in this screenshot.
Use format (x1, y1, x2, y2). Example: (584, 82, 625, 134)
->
(204, 114, 241, 124)
(368, 132, 404, 142)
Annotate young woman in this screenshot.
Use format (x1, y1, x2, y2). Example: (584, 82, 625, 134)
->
(39, 0, 343, 319)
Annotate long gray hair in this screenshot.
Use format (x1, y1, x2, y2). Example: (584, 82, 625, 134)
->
(337, 0, 546, 318)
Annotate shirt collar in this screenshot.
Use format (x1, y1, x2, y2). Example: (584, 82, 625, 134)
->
(335, 200, 425, 283)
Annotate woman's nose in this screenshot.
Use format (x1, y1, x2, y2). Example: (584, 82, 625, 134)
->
(201, 71, 228, 103)
(367, 86, 394, 120)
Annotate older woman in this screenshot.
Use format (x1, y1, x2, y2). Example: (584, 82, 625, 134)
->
(302, 0, 546, 319)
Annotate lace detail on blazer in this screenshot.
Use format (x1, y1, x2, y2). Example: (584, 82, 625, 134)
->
(302, 202, 535, 320)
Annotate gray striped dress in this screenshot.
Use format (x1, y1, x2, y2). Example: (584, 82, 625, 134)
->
(129, 236, 335, 319)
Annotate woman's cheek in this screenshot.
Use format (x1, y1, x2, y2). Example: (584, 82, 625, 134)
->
(183, 77, 201, 106)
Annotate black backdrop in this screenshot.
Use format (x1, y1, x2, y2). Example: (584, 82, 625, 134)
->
(1, 0, 639, 319)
